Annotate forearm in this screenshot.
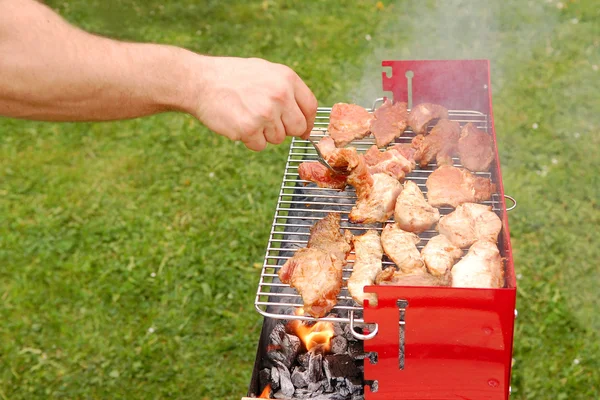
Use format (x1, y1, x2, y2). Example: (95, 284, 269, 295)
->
(0, 0, 197, 121)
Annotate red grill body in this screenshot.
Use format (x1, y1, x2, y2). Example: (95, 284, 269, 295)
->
(363, 60, 516, 400)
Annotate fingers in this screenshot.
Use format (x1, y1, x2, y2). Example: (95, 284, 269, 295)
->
(292, 74, 318, 139)
(242, 130, 267, 152)
(281, 104, 308, 138)
(264, 119, 286, 145)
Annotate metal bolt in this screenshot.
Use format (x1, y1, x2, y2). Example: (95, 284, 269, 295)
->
(483, 84, 488, 89)
(514, 309, 518, 319)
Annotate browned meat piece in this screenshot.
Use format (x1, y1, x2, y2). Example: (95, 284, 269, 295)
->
(408, 103, 449, 135)
(458, 123, 495, 172)
(438, 203, 502, 248)
(298, 162, 347, 190)
(413, 119, 460, 167)
(349, 173, 402, 224)
(278, 213, 352, 318)
(364, 145, 414, 181)
(451, 240, 504, 288)
(421, 235, 462, 276)
(369, 99, 409, 148)
(297, 137, 355, 190)
(375, 266, 450, 286)
(328, 103, 373, 147)
(380, 224, 426, 274)
(348, 230, 383, 306)
(394, 181, 440, 233)
(426, 165, 496, 208)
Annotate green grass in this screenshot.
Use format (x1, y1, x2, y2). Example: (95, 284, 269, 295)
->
(1, 0, 598, 398)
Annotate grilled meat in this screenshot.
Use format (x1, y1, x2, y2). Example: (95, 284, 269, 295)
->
(369, 99, 409, 148)
(438, 203, 502, 248)
(364, 145, 414, 181)
(381, 224, 426, 274)
(408, 103, 449, 135)
(413, 118, 461, 167)
(328, 103, 373, 147)
(349, 173, 402, 224)
(451, 240, 504, 288)
(298, 162, 347, 190)
(278, 213, 352, 318)
(394, 180, 440, 233)
(375, 266, 450, 286)
(348, 230, 383, 306)
(421, 235, 463, 277)
(458, 123, 495, 172)
(426, 165, 495, 208)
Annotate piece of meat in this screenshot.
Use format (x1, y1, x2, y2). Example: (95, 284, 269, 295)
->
(394, 180, 440, 233)
(298, 162, 347, 190)
(278, 213, 352, 318)
(364, 145, 414, 181)
(437, 203, 502, 248)
(348, 230, 383, 306)
(375, 266, 450, 286)
(421, 235, 463, 277)
(391, 143, 417, 163)
(369, 99, 409, 147)
(413, 119, 460, 167)
(426, 165, 496, 208)
(349, 173, 402, 224)
(451, 240, 504, 288)
(408, 103, 449, 135)
(328, 103, 373, 147)
(380, 224, 426, 274)
(458, 123, 495, 172)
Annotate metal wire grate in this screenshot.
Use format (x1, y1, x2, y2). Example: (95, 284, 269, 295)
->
(254, 101, 500, 325)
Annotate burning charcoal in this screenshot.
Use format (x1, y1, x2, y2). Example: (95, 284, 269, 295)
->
(298, 351, 310, 369)
(259, 368, 271, 391)
(330, 335, 348, 354)
(273, 361, 295, 398)
(270, 367, 280, 391)
(291, 366, 308, 388)
(324, 354, 361, 379)
(346, 376, 363, 394)
(267, 323, 301, 369)
(307, 352, 324, 383)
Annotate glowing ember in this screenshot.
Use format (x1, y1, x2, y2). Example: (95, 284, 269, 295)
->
(258, 383, 271, 398)
(288, 309, 335, 352)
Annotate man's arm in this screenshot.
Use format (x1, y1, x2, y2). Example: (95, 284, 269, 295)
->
(0, 0, 317, 151)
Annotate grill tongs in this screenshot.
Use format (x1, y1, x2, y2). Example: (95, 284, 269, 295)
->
(306, 137, 349, 176)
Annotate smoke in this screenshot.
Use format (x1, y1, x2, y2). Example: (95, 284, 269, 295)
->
(350, 0, 560, 105)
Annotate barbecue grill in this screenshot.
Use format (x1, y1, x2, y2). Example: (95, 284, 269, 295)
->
(247, 60, 517, 400)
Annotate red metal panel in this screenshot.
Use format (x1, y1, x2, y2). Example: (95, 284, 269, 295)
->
(363, 286, 516, 400)
(382, 59, 491, 112)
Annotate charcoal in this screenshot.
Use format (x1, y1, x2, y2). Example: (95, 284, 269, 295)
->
(347, 340, 364, 358)
(293, 388, 312, 398)
(273, 360, 295, 398)
(346, 376, 363, 394)
(273, 391, 288, 399)
(267, 323, 301, 369)
(308, 379, 326, 394)
(307, 352, 324, 383)
(330, 335, 348, 354)
(338, 385, 351, 397)
(291, 366, 308, 388)
(351, 395, 365, 400)
(297, 351, 310, 369)
(344, 324, 361, 341)
(333, 322, 345, 338)
(270, 367, 280, 391)
(310, 394, 349, 400)
(259, 368, 271, 391)
(324, 354, 361, 378)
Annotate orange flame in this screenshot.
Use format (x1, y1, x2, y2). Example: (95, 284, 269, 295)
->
(288, 309, 335, 352)
(258, 383, 271, 398)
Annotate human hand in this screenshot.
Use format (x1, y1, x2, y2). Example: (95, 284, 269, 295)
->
(187, 56, 318, 151)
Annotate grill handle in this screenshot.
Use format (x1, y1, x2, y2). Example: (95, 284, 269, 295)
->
(504, 194, 517, 211)
(349, 309, 378, 340)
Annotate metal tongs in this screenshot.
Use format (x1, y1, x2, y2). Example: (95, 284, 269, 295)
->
(307, 137, 337, 174)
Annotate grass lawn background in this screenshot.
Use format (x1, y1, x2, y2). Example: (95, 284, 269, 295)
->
(0, 0, 598, 398)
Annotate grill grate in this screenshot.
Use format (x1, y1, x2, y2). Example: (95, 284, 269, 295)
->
(254, 102, 500, 325)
